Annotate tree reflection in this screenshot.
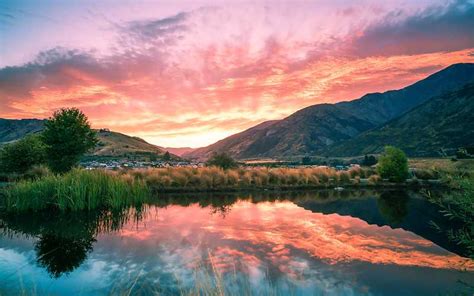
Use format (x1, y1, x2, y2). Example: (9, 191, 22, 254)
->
(377, 191, 410, 225)
(35, 233, 95, 278)
(0, 206, 142, 278)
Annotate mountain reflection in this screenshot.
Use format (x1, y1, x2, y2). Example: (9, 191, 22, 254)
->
(0, 190, 473, 285)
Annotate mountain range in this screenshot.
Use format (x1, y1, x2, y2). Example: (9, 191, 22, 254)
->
(1, 63, 473, 160)
(184, 63, 474, 159)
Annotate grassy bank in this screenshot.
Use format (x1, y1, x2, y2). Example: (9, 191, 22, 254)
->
(2, 165, 446, 212)
(3, 169, 148, 211)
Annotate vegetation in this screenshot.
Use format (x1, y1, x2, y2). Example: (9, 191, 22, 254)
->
(206, 152, 238, 170)
(0, 134, 46, 174)
(362, 154, 377, 166)
(42, 108, 98, 173)
(377, 146, 409, 182)
(4, 169, 149, 211)
(428, 173, 474, 258)
(2, 166, 383, 211)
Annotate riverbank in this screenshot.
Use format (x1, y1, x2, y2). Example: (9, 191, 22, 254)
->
(1, 166, 448, 212)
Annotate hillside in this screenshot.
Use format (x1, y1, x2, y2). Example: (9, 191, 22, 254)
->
(327, 84, 474, 157)
(92, 129, 173, 159)
(161, 147, 196, 157)
(0, 119, 44, 144)
(0, 119, 175, 160)
(184, 63, 474, 160)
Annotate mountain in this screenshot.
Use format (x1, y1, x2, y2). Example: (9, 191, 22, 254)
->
(0, 119, 176, 160)
(161, 147, 196, 157)
(184, 63, 474, 160)
(92, 129, 174, 159)
(326, 83, 474, 157)
(0, 118, 44, 144)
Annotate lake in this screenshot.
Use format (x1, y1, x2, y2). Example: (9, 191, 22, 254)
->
(0, 190, 473, 295)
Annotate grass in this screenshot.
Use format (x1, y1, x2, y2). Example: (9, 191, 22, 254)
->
(123, 166, 378, 191)
(427, 173, 474, 258)
(3, 168, 149, 211)
(2, 163, 444, 212)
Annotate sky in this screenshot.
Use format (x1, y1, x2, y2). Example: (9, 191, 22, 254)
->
(1, 0, 474, 147)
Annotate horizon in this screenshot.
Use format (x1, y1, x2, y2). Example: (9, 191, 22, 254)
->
(1, 1, 474, 147)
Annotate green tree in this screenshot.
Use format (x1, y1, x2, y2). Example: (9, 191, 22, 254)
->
(362, 154, 377, 166)
(0, 134, 47, 174)
(162, 151, 171, 161)
(42, 108, 98, 173)
(206, 152, 238, 170)
(377, 146, 409, 182)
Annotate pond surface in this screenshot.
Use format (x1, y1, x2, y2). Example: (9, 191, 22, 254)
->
(0, 190, 473, 295)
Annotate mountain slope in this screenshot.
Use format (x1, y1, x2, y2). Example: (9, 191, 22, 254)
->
(0, 119, 175, 159)
(327, 83, 474, 157)
(161, 147, 196, 157)
(0, 119, 44, 144)
(184, 63, 474, 160)
(92, 129, 171, 158)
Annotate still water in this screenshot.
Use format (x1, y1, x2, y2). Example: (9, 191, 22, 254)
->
(0, 190, 473, 295)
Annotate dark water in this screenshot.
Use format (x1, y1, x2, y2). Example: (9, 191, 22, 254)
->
(0, 190, 473, 295)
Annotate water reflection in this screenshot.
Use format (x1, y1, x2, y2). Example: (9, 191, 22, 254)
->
(376, 190, 410, 225)
(0, 190, 473, 295)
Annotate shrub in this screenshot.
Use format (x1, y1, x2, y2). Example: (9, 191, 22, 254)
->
(0, 134, 47, 174)
(337, 171, 351, 184)
(206, 152, 238, 170)
(377, 146, 409, 183)
(368, 174, 382, 185)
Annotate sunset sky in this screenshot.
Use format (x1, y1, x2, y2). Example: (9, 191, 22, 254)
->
(1, 0, 473, 147)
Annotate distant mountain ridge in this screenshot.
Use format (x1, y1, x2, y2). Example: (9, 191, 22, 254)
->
(327, 83, 474, 156)
(0, 118, 44, 144)
(0, 119, 176, 159)
(184, 63, 474, 159)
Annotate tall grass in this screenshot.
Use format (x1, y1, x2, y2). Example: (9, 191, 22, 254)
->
(427, 174, 474, 258)
(4, 168, 149, 211)
(124, 166, 377, 191)
(2, 166, 380, 211)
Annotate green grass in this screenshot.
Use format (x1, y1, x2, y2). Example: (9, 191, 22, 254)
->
(3, 168, 149, 211)
(427, 171, 474, 258)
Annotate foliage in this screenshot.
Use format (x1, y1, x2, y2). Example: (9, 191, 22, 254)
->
(4, 169, 149, 211)
(377, 146, 409, 182)
(206, 152, 238, 170)
(428, 174, 474, 258)
(162, 151, 171, 161)
(362, 154, 377, 166)
(42, 108, 98, 173)
(0, 134, 47, 174)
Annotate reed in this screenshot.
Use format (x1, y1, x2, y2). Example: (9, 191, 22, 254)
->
(131, 166, 376, 190)
(4, 168, 149, 211)
(2, 166, 380, 212)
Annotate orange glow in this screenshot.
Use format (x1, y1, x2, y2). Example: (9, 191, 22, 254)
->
(116, 201, 474, 272)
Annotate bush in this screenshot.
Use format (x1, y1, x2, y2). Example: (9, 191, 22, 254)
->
(0, 134, 47, 174)
(368, 174, 382, 185)
(377, 146, 409, 183)
(205, 152, 238, 170)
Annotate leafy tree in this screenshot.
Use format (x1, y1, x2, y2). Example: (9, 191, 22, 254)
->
(377, 146, 409, 182)
(206, 152, 238, 170)
(0, 134, 46, 174)
(42, 108, 98, 173)
(362, 154, 377, 166)
(162, 151, 171, 161)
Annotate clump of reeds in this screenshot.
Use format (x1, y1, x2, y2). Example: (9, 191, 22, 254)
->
(5, 168, 149, 211)
(132, 166, 376, 190)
